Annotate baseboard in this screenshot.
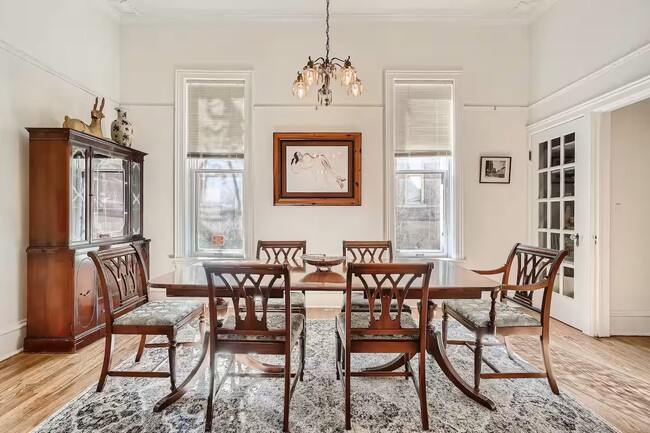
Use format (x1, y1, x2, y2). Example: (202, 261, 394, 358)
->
(610, 311, 650, 336)
(0, 320, 27, 362)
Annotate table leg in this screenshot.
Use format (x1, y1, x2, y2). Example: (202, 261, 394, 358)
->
(427, 326, 496, 411)
(153, 331, 210, 412)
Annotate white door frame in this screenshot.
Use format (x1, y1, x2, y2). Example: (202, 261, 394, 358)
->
(528, 75, 650, 337)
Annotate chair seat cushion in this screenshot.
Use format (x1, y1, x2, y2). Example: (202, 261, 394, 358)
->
(444, 299, 541, 329)
(341, 292, 412, 313)
(218, 313, 304, 348)
(336, 312, 419, 340)
(114, 300, 204, 327)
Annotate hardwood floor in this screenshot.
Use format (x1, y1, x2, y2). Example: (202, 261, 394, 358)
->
(1, 308, 648, 433)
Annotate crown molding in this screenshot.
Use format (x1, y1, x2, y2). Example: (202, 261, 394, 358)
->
(529, 42, 650, 110)
(0, 38, 120, 105)
(119, 12, 530, 26)
(528, 74, 650, 134)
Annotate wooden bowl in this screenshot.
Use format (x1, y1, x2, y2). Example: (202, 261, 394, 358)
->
(301, 254, 347, 272)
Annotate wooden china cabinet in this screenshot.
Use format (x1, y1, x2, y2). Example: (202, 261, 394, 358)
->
(24, 128, 149, 353)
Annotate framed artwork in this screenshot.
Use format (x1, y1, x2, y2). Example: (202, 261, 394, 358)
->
(273, 132, 361, 206)
(479, 156, 512, 184)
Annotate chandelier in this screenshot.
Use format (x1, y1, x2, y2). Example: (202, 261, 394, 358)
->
(291, 0, 363, 106)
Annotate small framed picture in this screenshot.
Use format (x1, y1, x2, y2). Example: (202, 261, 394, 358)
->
(479, 156, 512, 184)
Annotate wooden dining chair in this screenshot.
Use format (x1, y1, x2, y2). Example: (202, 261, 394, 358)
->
(441, 243, 568, 394)
(341, 240, 411, 313)
(256, 240, 307, 317)
(203, 262, 305, 433)
(335, 262, 434, 431)
(88, 245, 205, 392)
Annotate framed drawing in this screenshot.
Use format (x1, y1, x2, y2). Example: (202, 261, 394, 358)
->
(479, 156, 512, 184)
(273, 132, 361, 205)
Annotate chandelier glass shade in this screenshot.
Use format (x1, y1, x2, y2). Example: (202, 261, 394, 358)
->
(291, 0, 363, 106)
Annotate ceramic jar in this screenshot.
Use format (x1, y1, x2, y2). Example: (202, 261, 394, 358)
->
(111, 107, 133, 147)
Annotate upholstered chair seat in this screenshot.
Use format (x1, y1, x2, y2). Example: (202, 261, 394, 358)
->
(114, 300, 206, 327)
(444, 299, 541, 329)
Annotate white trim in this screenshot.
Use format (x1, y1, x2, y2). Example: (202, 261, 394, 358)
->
(529, 42, 650, 110)
(384, 70, 464, 260)
(593, 112, 611, 337)
(0, 319, 26, 338)
(528, 74, 650, 134)
(173, 70, 254, 260)
(0, 38, 119, 105)
(463, 105, 528, 111)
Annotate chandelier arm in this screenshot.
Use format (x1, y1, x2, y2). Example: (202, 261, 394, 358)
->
(329, 57, 349, 65)
(311, 57, 326, 64)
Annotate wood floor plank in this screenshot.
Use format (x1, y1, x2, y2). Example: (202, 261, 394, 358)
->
(0, 313, 648, 432)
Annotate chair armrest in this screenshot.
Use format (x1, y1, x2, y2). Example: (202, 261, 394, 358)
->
(471, 264, 508, 275)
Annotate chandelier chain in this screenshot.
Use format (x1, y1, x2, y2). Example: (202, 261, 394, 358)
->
(325, 0, 330, 59)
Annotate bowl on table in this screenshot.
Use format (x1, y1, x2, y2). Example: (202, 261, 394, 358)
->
(301, 254, 347, 272)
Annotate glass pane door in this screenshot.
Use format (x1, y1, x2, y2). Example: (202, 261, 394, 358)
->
(131, 162, 142, 236)
(531, 115, 592, 333)
(70, 147, 87, 243)
(536, 132, 576, 299)
(92, 153, 127, 241)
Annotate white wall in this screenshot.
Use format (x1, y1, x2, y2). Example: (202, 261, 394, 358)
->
(0, 0, 121, 360)
(121, 20, 530, 306)
(609, 98, 650, 335)
(529, 0, 650, 123)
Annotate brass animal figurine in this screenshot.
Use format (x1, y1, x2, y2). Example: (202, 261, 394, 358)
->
(63, 97, 106, 138)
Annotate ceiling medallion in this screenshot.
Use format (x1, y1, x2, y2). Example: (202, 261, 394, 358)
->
(291, 0, 363, 106)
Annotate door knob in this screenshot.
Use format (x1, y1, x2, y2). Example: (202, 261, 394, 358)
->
(570, 233, 580, 247)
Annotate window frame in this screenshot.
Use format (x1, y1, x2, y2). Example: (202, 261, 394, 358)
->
(174, 70, 254, 259)
(384, 70, 464, 259)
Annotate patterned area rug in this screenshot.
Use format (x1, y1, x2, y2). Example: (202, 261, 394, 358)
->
(33, 320, 616, 433)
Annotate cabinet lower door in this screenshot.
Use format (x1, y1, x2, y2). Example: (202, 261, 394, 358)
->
(74, 253, 98, 334)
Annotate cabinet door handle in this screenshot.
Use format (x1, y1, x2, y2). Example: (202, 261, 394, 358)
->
(80, 290, 91, 297)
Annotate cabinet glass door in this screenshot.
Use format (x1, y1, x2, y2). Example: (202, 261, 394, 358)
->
(131, 162, 142, 236)
(70, 147, 87, 243)
(92, 153, 128, 240)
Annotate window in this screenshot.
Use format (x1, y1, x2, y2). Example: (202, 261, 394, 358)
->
(385, 71, 462, 258)
(175, 71, 252, 258)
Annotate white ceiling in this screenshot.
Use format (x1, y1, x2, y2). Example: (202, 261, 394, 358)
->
(110, 0, 558, 24)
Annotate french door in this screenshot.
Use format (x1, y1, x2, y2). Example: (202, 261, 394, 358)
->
(530, 117, 592, 331)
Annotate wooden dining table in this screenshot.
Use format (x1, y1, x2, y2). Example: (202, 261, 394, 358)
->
(148, 259, 500, 413)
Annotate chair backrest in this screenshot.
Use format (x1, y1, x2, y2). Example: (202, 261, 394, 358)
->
(256, 240, 307, 264)
(342, 240, 393, 263)
(203, 262, 291, 338)
(345, 262, 433, 340)
(500, 243, 568, 319)
(88, 245, 149, 326)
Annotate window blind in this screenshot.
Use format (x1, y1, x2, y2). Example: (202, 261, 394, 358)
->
(186, 80, 245, 157)
(394, 82, 453, 155)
